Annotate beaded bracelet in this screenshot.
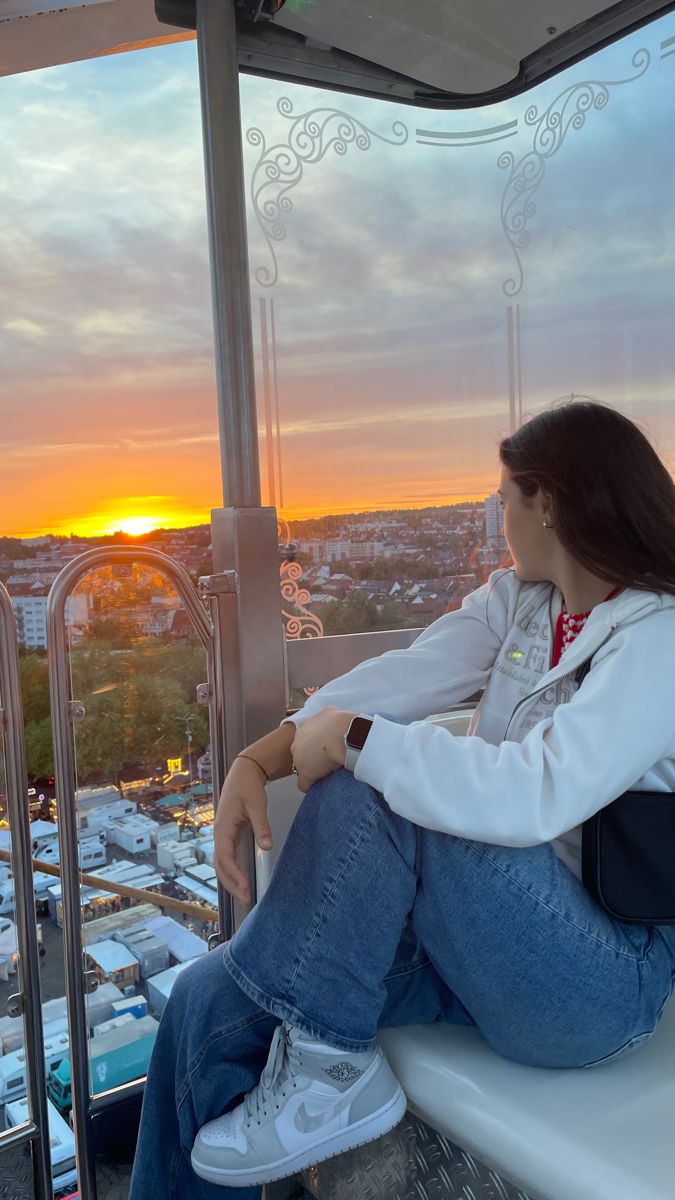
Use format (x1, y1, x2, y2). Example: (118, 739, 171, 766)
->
(235, 753, 269, 781)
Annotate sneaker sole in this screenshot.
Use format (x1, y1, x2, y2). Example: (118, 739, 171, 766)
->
(191, 1084, 407, 1187)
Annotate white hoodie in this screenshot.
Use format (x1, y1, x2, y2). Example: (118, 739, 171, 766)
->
(287, 567, 675, 880)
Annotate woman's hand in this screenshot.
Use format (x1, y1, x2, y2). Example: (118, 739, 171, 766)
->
(214, 757, 272, 906)
(291, 707, 355, 792)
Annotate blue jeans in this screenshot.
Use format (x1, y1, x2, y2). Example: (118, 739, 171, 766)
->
(129, 769, 675, 1200)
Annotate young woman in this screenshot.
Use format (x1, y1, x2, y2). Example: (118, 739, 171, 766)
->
(129, 399, 675, 1199)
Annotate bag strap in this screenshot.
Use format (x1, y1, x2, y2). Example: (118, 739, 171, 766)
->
(574, 657, 593, 686)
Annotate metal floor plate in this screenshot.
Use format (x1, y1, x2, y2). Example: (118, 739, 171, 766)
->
(3, 1117, 535, 1200)
(1, 1145, 34, 1200)
(294, 1113, 536, 1200)
(0, 1145, 133, 1200)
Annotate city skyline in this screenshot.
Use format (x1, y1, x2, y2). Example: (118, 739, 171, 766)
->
(2, 16, 674, 539)
(2, 493, 492, 546)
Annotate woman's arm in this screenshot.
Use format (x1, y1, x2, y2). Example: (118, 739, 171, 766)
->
(213, 724, 296, 904)
(354, 615, 675, 845)
(240, 722, 296, 781)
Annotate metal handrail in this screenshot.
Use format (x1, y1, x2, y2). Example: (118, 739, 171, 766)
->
(47, 545, 225, 1200)
(0, 582, 52, 1199)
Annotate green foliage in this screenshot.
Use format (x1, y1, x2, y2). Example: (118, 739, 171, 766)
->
(0, 537, 35, 558)
(24, 718, 54, 778)
(21, 636, 210, 784)
(20, 653, 51, 724)
(314, 590, 418, 635)
(82, 613, 143, 647)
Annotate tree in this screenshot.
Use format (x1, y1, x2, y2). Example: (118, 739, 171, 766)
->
(20, 654, 51, 725)
(24, 718, 54, 779)
(82, 613, 143, 647)
(314, 590, 417, 636)
(22, 635, 211, 783)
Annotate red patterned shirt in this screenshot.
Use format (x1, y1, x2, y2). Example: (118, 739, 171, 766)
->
(550, 586, 623, 669)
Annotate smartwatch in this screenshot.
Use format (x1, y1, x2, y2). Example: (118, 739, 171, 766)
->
(344, 715, 373, 772)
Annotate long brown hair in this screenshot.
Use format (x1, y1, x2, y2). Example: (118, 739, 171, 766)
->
(497, 398, 675, 598)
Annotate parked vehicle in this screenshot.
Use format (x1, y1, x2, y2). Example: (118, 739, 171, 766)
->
(5, 1095, 77, 1193)
(0, 880, 16, 917)
(47, 1015, 159, 1113)
(0, 1029, 71, 1104)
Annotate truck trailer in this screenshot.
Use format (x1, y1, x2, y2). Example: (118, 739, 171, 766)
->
(47, 1015, 159, 1113)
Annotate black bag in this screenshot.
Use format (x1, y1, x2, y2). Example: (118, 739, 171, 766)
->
(582, 790, 675, 924)
(574, 658, 675, 924)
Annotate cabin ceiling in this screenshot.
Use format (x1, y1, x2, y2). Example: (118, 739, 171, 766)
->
(1, 0, 674, 105)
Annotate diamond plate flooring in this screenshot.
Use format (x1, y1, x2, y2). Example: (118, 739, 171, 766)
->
(2, 1115, 535, 1200)
(0, 1145, 132, 1200)
(297, 1113, 535, 1200)
(1, 1145, 33, 1200)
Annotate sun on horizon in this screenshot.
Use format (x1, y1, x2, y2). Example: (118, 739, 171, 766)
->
(7, 488, 499, 541)
(99, 515, 166, 537)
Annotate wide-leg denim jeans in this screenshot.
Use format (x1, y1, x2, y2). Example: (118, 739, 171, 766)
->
(129, 769, 675, 1200)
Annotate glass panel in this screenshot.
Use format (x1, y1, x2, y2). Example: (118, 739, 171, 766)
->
(48, 563, 216, 1112)
(1, 41, 218, 567)
(241, 12, 675, 676)
(0, 734, 31, 1126)
(0, 35, 219, 1133)
(0, 633, 48, 1192)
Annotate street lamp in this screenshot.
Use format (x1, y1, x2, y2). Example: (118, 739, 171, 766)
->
(175, 713, 197, 791)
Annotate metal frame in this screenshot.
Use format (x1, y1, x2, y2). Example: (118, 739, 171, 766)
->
(0, 583, 52, 1200)
(197, 0, 288, 924)
(197, 0, 260, 509)
(157, 0, 675, 109)
(46, 545, 226, 1200)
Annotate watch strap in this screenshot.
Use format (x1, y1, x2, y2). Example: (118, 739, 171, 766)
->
(344, 741, 361, 772)
(344, 714, 373, 773)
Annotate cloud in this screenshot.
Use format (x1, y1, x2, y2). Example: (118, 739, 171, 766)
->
(1, 17, 675, 535)
(4, 318, 47, 339)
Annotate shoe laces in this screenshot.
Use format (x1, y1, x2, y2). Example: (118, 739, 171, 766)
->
(244, 1024, 303, 1126)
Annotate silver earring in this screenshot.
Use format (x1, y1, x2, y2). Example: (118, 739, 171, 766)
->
(542, 520, 551, 528)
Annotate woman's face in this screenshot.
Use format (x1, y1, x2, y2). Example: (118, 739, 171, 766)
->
(498, 465, 550, 580)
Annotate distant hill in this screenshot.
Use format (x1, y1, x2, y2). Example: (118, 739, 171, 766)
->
(10, 502, 486, 545)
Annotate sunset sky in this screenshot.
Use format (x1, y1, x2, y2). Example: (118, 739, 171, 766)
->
(2, 14, 675, 538)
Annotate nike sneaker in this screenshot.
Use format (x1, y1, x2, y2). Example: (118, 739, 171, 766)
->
(191, 1021, 406, 1187)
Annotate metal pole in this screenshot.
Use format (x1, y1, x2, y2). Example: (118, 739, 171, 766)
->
(260, 296, 276, 507)
(270, 297, 284, 509)
(196, 0, 261, 509)
(0, 584, 52, 1200)
(196, 0, 287, 923)
(506, 304, 516, 434)
(199, 575, 237, 941)
(515, 302, 522, 427)
(47, 547, 218, 1200)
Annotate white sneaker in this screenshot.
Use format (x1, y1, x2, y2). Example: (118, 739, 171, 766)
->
(191, 1022, 406, 1187)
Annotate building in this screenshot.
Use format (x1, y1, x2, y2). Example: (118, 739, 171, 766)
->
(85, 940, 140, 988)
(11, 592, 91, 649)
(484, 493, 505, 547)
(300, 539, 386, 563)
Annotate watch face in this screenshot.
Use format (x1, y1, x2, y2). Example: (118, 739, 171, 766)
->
(347, 716, 373, 751)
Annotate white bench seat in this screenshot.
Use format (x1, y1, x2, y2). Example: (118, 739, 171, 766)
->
(378, 997, 675, 1200)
